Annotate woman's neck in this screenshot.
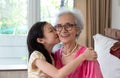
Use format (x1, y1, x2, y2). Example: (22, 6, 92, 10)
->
(62, 41, 77, 54)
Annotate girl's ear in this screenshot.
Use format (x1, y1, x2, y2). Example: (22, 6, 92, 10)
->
(36, 38, 44, 43)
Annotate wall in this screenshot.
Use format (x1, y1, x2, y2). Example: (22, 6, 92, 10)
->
(75, 0, 120, 46)
(0, 35, 28, 65)
(0, 35, 28, 77)
(74, 0, 87, 46)
(112, 0, 120, 29)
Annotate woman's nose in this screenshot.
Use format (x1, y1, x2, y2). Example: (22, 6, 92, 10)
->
(61, 26, 68, 33)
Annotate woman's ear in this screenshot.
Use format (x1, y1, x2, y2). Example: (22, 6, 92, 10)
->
(76, 27, 81, 35)
(36, 38, 44, 43)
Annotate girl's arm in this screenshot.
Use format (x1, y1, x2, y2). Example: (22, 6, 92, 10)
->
(35, 48, 97, 78)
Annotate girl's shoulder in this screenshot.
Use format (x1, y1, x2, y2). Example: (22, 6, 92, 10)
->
(30, 50, 45, 60)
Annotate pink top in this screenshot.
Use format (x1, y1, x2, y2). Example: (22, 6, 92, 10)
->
(54, 46, 103, 78)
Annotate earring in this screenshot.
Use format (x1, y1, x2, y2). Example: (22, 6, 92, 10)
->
(76, 32, 79, 36)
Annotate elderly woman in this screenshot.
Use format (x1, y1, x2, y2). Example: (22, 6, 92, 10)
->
(54, 8, 103, 78)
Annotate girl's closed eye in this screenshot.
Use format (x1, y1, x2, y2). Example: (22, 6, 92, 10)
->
(49, 27, 55, 32)
(53, 27, 57, 31)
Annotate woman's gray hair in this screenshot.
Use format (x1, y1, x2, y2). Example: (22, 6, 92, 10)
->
(54, 7, 84, 37)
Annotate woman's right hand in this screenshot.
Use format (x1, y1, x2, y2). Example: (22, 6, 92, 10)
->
(82, 48, 98, 61)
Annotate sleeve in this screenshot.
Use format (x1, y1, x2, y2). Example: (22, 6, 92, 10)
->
(85, 61, 103, 78)
(29, 51, 45, 69)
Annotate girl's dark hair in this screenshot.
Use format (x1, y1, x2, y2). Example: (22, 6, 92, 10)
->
(27, 21, 53, 64)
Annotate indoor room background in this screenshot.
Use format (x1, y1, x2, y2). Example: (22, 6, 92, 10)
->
(0, 0, 120, 78)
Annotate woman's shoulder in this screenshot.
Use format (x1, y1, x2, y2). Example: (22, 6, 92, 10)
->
(53, 48, 62, 59)
(78, 45, 87, 51)
(54, 48, 62, 54)
(74, 45, 87, 57)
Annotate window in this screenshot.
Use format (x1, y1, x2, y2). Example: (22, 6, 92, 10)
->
(40, 0, 74, 24)
(0, 0, 28, 35)
(0, 0, 74, 34)
(28, 0, 74, 27)
(0, 0, 74, 66)
(0, 0, 28, 66)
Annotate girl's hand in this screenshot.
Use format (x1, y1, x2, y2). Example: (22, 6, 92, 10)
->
(82, 48, 98, 61)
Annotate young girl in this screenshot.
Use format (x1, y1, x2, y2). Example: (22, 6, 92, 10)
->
(27, 21, 97, 78)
